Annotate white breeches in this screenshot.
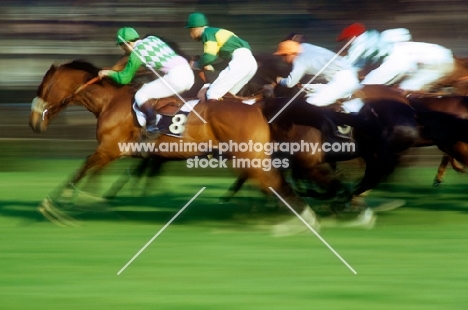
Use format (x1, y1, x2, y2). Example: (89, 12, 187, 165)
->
(305, 70, 360, 106)
(361, 43, 455, 91)
(134, 62, 195, 106)
(206, 48, 258, 100)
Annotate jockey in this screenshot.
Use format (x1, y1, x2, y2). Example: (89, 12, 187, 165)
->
(361, 41, 455, 91)
(336, 23, 412, 70)
(185, 12, 257, 101)
(337, 23, 455, 91)
(274, 40, 360, 110)
(98, 27, 194, 139)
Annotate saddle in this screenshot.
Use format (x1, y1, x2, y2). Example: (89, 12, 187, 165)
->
(196, 87, 262, 104)
(148, 96, 185, 116)
(222, 92, 263, 103)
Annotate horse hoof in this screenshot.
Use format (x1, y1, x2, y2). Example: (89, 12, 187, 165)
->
(340, 208, 376, 229)
(218, 196, 231, 204)
(272, 206, 320, 237)
(432, 179, 442, 187)
(372, 199, 405, 212)
(38, 198, 80, 227)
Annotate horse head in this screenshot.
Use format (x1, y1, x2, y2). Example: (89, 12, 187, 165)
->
(30, 60, 100, 133)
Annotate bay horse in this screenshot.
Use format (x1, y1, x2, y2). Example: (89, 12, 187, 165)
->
(29, 60, 319, 234)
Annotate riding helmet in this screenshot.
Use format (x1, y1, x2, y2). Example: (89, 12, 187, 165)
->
(185, 12, 209, 28)
(116, 27, 140, 45)
(336, 23, 366, 42)
(273, 40, 303, 56)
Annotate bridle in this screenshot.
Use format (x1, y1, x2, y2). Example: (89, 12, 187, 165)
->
(36, 76, 101, 121)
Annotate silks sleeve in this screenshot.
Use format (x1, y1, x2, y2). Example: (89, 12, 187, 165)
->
(107, 51, 143, 84)
(197, 41, 219, 67)
(279, 64, 307, 88)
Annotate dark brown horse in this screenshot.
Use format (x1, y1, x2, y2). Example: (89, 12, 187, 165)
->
(408, 95, 468, 185)
(220, 88, 421, 212)
(29, 60, 319, 234)
(242, 55, 468, 190)
(230, 58, 415, 204)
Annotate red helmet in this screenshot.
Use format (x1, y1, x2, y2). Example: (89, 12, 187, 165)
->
(337, 23, 366, 42)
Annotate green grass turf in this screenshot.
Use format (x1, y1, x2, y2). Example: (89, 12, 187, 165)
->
(1, 158, 468, 309)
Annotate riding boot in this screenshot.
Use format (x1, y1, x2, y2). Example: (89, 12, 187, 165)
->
(139, 100, 160, 141)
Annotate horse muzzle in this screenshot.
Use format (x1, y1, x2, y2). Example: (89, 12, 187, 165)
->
(29, 97, 49, 133)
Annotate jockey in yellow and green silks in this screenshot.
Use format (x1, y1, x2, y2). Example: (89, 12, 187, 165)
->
(186, 12, 257, 100)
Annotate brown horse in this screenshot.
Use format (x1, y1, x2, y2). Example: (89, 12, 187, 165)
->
(428, 56, 468, 95)
(29, 60, 318, 234)
(229, 59, 416, 205)
(408, 95, 468, 185)
(219, 85, 422, 214)
(242, 55, 468, 190)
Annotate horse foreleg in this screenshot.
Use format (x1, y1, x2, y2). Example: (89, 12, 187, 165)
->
(219, 174, 248, 203)
(433, 155, 451, 187)
(245, 167, 320, 236)
(48, 150, 114, 202)
(39, 150, 115, 225)
(352, 154, 397, 197)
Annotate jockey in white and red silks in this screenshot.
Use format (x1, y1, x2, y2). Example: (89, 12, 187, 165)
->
(337, 23, 455, 92)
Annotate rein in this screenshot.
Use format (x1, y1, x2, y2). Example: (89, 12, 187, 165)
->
(40, 76, 101, 121)
(74, 76, 101, 94)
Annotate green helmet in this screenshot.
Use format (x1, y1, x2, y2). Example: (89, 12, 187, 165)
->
(185, 12, 208, 28)
(116, 27, 140, 45)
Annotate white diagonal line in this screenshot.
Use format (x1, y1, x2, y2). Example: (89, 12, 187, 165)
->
(118, 36, 207, 123)
(268, 37, 356, 123)
(269, 187, 357, 274)
(117, 187, 206, 275)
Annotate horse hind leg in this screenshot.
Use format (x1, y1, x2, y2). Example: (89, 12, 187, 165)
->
(103, 157, 161, 199)
(246, 167, 320, 236)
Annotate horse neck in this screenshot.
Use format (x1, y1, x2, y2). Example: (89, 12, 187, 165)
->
(73, 84, 114, 117)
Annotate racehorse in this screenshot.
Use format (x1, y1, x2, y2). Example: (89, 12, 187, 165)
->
(227, 57, 415, 205)
(408, 95, 468, 185)
(29, 60, 319, 233)
(241, 55, 468, 190)
(428, 56, 468, 96)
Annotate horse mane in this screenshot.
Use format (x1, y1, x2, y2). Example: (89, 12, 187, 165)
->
(61, 60, 101, 76)
(36, 60, 110, 96)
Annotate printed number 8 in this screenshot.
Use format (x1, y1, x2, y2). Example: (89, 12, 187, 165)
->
(169, 114, 187, 134)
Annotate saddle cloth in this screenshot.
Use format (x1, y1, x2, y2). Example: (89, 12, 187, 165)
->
(133, 99, 198, 138)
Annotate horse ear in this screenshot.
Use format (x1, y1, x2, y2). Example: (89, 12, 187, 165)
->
(46, 64, 58, 76)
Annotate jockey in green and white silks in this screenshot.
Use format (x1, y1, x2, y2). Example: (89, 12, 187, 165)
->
(337, 23, 455, 91)
(99, 27, 194, 137)
(186, 12, 257, 100)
